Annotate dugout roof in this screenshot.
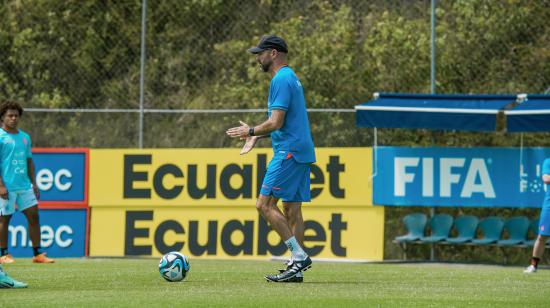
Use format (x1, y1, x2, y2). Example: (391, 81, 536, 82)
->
(355, 93, 550, 132)
(505, 95, 550, 132)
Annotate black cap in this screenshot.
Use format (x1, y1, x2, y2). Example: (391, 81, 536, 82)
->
(248, 35, 288, 54)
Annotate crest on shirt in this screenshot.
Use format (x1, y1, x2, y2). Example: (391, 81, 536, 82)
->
(23, 138, 28, 145)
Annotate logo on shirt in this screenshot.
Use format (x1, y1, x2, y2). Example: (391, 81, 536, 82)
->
(23, 138, 28, 145)
(296, 80, 302, 88)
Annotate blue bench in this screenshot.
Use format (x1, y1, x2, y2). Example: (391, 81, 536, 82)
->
(394, 213, 540, 262)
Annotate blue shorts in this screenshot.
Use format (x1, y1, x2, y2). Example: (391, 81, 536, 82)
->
(0, 189, 38, 216)
(260, 151, 311, 202)
(539, 205, 550, 236)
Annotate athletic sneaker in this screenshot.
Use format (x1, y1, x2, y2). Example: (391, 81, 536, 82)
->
(0, 266, 27, 288)
(278, 260, 304, 283)
(265, 257, 311, 282)
(282, 275, 303, 283)
(278, 259, 293, 273)
(32, 252, 54, 263)
(523, 265, 537, 274)
(0, 254, 15, 264)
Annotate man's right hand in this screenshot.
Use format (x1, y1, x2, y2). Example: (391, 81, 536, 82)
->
(0, 186, 8, 200)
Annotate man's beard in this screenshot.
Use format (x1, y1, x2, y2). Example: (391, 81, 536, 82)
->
(259, 61, 271, 72)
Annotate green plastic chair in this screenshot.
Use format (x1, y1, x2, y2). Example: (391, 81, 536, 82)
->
(471, 216, 504, 245)
(446, 215, 479, 244)
(420, 214, 454, 243)
(497, 216, 529, 246)
(395, 213, 427, 243)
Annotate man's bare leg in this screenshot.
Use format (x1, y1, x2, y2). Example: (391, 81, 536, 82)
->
(283, 202, 304, 246)
(256, 194, 293, 241)
(283, 201, 305, 279)
(526, 234, 548, 273)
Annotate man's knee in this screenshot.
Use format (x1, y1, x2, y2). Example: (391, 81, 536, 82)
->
(283, 204, 291, 217)
(283, 203, 302, 221)
(538, 234, 549, 242)
(256, 196, 279, 215)
(24, 208, 40, 226)
(256, 199, 267, 213)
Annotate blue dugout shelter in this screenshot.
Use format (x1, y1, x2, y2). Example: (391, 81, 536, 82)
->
(355, 93, 550, 132)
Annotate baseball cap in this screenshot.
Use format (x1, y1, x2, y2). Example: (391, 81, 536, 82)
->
(248, 35, 288, 54)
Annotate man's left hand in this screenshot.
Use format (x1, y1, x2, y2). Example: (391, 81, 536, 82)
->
(240, 136, 259, 155)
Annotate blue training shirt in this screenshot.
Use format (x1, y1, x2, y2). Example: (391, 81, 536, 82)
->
(268, 66, 316, 163)
(543, 158, 550, 207)
(0, 129, 33, 191)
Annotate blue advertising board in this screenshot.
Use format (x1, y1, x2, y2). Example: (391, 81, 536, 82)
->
(32, 150, 88, 206)
(373, 147, 550, 208)
(7, 209, 87, 257)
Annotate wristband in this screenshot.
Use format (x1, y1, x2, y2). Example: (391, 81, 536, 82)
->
(248, 127, 255, 136)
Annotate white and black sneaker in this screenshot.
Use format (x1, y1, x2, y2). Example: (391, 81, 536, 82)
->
(278, 260, 303, 283)
(524, 265, 537, 274)
(265, 257, 311, 282)
(278, 259, 293, 273)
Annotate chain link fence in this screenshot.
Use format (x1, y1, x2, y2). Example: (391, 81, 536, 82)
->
(0, 0, 549, 148)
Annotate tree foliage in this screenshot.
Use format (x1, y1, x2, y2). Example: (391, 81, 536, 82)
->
(0, 0, 548, 148)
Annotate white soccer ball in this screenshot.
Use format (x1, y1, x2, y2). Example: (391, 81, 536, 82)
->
(158, 251, 190, 282)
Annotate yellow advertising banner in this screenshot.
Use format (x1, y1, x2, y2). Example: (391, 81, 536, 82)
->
(89, 148, 373, 207)
(89, 206, 384, 261)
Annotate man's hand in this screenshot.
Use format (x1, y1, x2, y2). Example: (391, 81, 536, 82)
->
(226, 120, 250, 139)
(0, 185, 8, 200)
(33, 185, 40, 200)
(240, 136, 259, 155)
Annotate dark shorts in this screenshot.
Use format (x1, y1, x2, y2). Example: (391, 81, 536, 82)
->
(259, 151, 311, 202)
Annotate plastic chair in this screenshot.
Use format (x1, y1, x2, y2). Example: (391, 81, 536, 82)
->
(497, 216, 529, 246)
(471, 216, 504, 245)
(420, 214, 454, 243)
(446, 215, 479, 244)
(394, 213, 427, 243)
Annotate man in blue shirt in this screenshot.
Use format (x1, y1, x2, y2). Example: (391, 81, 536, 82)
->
(0, 101, 54, 264)
(226, 35, 315, 282)
(524, 158, 550, 273)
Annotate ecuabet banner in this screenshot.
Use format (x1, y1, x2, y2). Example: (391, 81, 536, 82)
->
(89, 206, 384, 260)
(374, 146, 550, 207)
(89, 148, 372, 207)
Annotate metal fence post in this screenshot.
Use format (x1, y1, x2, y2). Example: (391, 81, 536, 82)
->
(430, 0, 437, 262)
(139, 0, 147, 148)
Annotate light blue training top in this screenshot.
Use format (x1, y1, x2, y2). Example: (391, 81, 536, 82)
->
(0, 128, 33, 191)
(267, 66, 316, 163)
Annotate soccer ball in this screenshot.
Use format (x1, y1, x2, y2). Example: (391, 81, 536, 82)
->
(158, 251, 190, 282)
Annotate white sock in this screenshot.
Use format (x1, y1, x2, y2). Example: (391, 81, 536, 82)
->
(284, 236, 307, 261)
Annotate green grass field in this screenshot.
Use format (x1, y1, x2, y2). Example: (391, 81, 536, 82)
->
(1, 258, 550, 307)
